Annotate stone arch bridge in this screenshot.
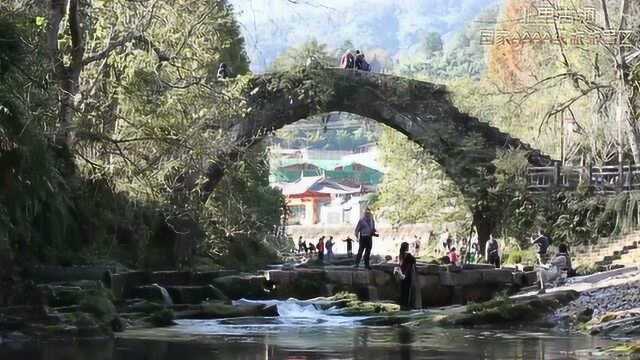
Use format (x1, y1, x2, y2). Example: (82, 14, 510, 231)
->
(205, 68, 555, 248)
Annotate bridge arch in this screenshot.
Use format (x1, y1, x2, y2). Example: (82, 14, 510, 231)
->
(208, 68, 553, 247)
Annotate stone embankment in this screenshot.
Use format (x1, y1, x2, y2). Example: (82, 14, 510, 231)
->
(267, 262, 538, 307)
(550, 266, 640, 336)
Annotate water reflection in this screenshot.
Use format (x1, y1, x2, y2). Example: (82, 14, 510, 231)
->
(0, 326, 617, 360)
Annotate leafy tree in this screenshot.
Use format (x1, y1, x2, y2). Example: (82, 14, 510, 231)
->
(270, 39, 335, 71)
(373, 128, 470, 228)
(423, 32, 443, 55)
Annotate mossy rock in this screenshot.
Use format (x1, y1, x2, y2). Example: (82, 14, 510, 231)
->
(329, 292, 400, 316)
(78, 289, 117, 323)
(609, 342, 640, 355)
(442, 291, 578, 326)
(147, 309, 176, 327)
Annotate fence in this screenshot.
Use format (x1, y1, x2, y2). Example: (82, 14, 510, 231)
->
(527, 163, 640, 193)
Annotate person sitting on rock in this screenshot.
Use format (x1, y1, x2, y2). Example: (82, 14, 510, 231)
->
(537, 243, 572, 293)
(308, 242, 316, 254)
(354, 50, 370, 71)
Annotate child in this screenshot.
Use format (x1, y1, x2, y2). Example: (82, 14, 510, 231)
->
(448, 247, 460, 266)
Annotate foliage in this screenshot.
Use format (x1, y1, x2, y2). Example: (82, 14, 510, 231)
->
(487, 150, 616, 247)
(147, 309, 176, 327)
(373, 128, 471, 229)
(203, 146, 285, 254)
(0, 1, 286, 271)
(231, 0, 498, 72)
(422, 32, 443, 55)
(504, 248, 537, 266)
(270, 39, 335, 71)
(271, 113, 380, 151)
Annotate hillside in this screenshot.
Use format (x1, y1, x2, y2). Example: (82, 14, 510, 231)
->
(230, 0, 499, 72)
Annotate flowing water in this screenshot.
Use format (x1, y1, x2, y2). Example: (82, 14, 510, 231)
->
(0, 299, 624, 360)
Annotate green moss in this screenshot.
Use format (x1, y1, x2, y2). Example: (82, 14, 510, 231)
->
(329, 292, 400, 316)
(147, 309, 175, 327)
(78, 289, 117, 322)
(448, 295, 565, 326)
(609, 342, 640, 355)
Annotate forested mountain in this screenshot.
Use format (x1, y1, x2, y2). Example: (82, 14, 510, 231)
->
(230, 0, 498, 72)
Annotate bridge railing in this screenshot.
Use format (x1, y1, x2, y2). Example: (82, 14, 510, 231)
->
(527, 164, 640, 192)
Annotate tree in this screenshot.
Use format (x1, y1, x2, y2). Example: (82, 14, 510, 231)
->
(423, 32, 443, 56)
(270, 39, 334, 71)
(373, 128, 470, 229)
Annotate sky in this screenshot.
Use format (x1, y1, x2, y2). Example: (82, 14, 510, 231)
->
(229, 0, 498, 72)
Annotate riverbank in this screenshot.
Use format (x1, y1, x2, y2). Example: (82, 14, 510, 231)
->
(2, 259, 640, 355)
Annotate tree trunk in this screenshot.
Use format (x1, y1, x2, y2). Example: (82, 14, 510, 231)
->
(472, 206, 496, 257)
(47, 0, 84, 148)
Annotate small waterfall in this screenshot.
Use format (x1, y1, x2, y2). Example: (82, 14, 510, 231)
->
(273, 301, 321, 318)
(152, 283, 174, 306)
(233, 299, 367, 326)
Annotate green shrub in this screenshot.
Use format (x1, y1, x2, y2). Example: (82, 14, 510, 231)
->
(504, 248, 538, 266)
(147, 309, 175, 327)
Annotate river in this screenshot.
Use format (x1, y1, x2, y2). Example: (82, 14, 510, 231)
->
(0, 300, 621, 360)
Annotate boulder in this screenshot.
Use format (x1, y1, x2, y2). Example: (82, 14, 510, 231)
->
(146, 309, 176, 327)
(439, 290, 579, 326)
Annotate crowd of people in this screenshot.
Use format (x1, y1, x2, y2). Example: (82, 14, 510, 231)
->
(294, 209, 574, 308)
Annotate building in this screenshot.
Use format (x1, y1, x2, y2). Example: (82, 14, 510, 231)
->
(270, 158, 383, 185)
(274, 176, 367, 226)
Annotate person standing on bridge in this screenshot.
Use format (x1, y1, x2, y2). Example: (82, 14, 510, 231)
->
(354, 208, 377, 270)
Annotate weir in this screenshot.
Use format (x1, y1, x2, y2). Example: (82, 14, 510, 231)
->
(266, 264, 539, 307)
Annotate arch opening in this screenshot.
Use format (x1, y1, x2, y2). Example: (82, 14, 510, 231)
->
(208, 68, 555, 249)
